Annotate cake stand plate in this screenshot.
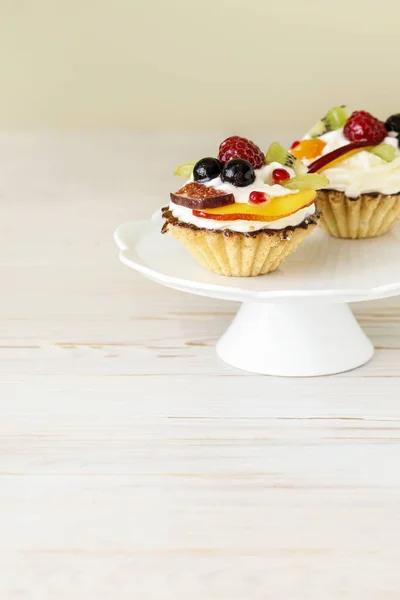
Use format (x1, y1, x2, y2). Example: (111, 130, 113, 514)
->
(114, 216, 400, 377)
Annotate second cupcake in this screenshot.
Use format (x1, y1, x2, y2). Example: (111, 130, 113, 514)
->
(293, 107, 400, 239)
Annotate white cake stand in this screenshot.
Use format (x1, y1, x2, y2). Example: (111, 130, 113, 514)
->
(114, 216, 400, 377)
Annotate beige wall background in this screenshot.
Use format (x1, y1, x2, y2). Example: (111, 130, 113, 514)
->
(0, 0, 397, 131)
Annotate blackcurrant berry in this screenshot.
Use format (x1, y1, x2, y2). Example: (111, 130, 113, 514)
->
(386, 114, 400, 134)
(193, 157, 223, 183)
(221, 159, 255, 187)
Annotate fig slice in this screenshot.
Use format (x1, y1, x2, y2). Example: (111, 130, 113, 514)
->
(170, 182, 235, 209)
(307, 141, 372, 173)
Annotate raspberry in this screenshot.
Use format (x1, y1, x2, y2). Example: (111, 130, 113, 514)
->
(218, 136, 264, 169)
(343, 111, 387, 144)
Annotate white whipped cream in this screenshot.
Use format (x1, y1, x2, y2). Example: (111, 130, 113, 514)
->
(304, 128, 400, 198)
(169, 162, 315, 233)
(169, 202, 316, 233)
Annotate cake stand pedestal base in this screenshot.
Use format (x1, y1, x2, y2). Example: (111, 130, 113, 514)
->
(216, 302, 374, 377)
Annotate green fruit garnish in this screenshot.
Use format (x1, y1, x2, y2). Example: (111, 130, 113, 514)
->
(369, 144, 397, 162)
(282, 173, 329, 191)
(265, 142, 307, 175)
(174, 162, 196, 178)
(307, 106, 348, 139)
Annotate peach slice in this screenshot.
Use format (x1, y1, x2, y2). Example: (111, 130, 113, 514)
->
(192, 190, 316, 222)
(292, 139, 326, 160)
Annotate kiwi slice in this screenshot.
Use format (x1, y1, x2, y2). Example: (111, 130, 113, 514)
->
(174, 161, 196, 178)
(282, 173, 329, 191)
(265, 142, 307, 175)
(369, 144, 397, 162)
(307, 106, 348, 139)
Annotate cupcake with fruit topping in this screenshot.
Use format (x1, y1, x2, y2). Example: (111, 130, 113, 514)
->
(161, 136, 327, 277)
(293, 106, 400, 239)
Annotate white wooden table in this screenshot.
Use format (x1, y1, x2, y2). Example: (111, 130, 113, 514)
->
(2, 133, 400, 599)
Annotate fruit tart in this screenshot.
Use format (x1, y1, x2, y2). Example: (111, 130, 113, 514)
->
(292, 106, 400, 239)
(161, 136, 327, 277)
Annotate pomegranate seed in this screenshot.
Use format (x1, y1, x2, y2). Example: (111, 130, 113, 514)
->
(291, 140, 300, 150)
(272, 168, 291, 184)
(249, 191, 270, 205)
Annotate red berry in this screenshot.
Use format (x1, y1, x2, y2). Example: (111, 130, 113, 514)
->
(249, 191, 270, 205)
(343, 111, 387, 144)
(272, 168, 290, 184)
(218, 136, 264, 169)
(291, 140, 300, 150)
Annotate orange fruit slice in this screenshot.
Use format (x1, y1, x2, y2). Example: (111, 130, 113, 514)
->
(192, 190, 316, 222)
(292, 139, 326, 160)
